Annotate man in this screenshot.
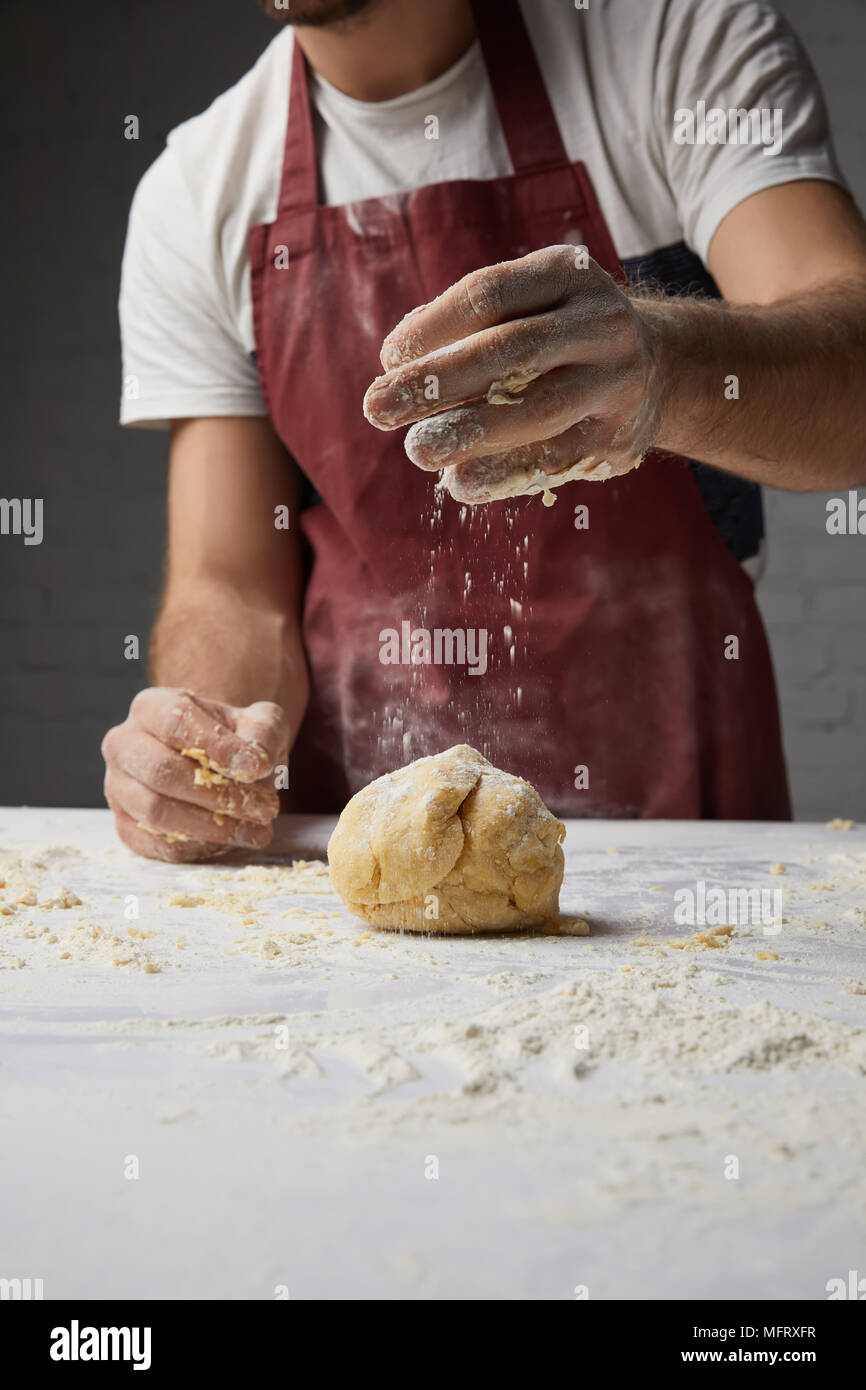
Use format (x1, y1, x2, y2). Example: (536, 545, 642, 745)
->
(103, 0, 866, 860)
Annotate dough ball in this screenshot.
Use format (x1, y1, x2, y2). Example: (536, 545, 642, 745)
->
(327, 744, 566, 933)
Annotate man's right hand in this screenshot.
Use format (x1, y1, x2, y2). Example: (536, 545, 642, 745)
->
(101, 688, 288, 862)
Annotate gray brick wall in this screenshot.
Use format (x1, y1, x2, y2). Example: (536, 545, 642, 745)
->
(0, 0, 863, 817)
(755, 0, 866, 818)
(0, 1, 273, 809)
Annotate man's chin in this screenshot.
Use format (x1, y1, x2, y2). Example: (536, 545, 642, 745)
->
(259, 0, 379, 28)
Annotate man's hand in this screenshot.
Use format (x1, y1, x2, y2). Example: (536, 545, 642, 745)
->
(102, 688, 288, 862)
(367, 184, 866, 496)
(103, 416, 309, 863)
(363, 244, 656, 503)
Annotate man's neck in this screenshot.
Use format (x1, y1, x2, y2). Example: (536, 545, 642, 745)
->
(294, 0, 476, 102)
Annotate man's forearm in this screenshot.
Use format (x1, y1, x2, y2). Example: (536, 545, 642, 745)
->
(638, 279, 866, 491)
(149, 577, 309, 736)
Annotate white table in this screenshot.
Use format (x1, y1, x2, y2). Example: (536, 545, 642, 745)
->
(1, 808, 864, 1300)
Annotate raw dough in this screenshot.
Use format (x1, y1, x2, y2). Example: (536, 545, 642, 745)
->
(139, 824, 191, 844)
(327, 744, 566, 933)
(181, 746, 230, 788)
(441, 452, 615, 505)
(486, 370, 542, 405)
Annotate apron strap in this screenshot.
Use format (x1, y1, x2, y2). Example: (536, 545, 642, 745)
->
(277, 0, 569, 215)
(470, 0, 571, 174)
(277, 38, 319, 217)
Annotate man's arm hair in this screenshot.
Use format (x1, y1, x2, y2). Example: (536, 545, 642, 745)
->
(637, 180, 866, 490)
(151, 415, 310, 735)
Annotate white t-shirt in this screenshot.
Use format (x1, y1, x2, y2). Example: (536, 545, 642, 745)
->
(119, 0, 846, 429)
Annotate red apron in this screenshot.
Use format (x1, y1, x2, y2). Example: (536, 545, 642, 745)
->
(250, 0, 791, 820)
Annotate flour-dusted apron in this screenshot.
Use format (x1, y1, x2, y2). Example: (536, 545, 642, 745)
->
(250, 0, 791, 819)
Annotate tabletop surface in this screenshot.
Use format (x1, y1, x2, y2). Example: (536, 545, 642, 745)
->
(1, 807, 864, 1300)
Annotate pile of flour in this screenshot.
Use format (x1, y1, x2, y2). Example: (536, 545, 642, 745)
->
(155, 953, 866, 1106)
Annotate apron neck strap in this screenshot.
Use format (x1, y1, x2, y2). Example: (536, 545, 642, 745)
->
(277, 0, 569, 216)
(470, 0, 570, 174)
(277, 38, 319, 217)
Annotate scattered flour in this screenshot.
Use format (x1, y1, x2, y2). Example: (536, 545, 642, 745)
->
(2, 834, 864, 1128)
(3, 817, 864, 1290)
(0, 848, 334, 975)
(42, 957, 866, 1113)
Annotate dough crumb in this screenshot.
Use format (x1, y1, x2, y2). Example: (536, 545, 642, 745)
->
(826, 817, 855, 831)
(139, 824, 191, 844)
(486, 370, 541, 405)
(555, 915, 591, 937)
(181, 746, 231, 788)
(39, 888, 81, 909)
(669, 925, 735, 951)
(770, 863, 786, 875)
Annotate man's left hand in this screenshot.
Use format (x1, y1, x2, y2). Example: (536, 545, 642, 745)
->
(363, 244, 658, 503)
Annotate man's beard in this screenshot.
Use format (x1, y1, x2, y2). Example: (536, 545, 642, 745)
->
(258, 0, 379, 27)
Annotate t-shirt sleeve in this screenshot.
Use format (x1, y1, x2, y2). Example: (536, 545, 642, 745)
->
(652, 0, 849, 264)
(119, 145, 266, 429)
